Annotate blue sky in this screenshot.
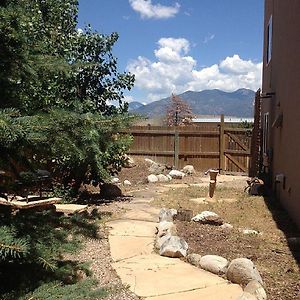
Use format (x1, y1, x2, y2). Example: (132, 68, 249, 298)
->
(78, 0, 264, 104)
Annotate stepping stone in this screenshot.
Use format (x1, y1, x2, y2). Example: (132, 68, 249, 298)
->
(109, 235, 153, 262)
(145, 283, 243, 300)
(112, 254, 227, 297)
(108, 219, 157, 237)
(122, 208, 159, 222)
(55, 204, 87, 214)
(189, 197, 208, 204)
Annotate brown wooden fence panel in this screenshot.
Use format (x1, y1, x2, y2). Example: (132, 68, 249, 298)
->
(122, 124, 252, 174)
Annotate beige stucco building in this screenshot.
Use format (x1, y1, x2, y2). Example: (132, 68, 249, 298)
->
(261, 0, 300, 227)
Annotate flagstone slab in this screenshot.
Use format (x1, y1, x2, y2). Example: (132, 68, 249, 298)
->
(109, 235, 154, 262)
(120, 204, 160, 222)
(145, 283, 243, 300)
(112, 254, 227, 297)
(55, 204, 88, 214)
(108, 219, 157, 237)
(122, 209, 159, 222)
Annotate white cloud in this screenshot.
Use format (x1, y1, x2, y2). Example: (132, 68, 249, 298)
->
(127, 37, 262, 103)
(129, 0, 180, 19)
(123, 95, 134, 103)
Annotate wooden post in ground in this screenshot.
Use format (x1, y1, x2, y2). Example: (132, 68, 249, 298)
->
(219, 114, 225, 174)
(174, 129, 179, 169)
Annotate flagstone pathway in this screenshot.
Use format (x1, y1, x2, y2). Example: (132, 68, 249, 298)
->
(107, 188, 243, 300)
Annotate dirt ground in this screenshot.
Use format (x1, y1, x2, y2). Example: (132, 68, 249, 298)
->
(117, 158, 300, 300)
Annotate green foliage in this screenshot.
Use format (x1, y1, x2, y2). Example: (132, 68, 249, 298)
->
(0, 0, 135, 190)
(0, 0, 133, 298)
(0, 210, 101, 297)
(20, 279, 107, 300)
(0, 226, 29, 260)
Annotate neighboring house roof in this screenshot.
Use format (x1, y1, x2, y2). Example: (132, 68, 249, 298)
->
(192, 117, 254, 123)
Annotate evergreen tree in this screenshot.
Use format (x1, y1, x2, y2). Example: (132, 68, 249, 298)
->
(0, 0, 135, 189)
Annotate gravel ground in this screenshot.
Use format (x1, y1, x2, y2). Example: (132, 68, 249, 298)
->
(67, 206, 141, 300)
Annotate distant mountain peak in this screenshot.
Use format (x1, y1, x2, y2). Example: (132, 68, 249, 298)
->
(130, 89, 255, 118)
(128, 101, 145, 111)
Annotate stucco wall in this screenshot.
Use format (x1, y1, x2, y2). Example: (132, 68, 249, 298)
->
(262, 0, 300, 228)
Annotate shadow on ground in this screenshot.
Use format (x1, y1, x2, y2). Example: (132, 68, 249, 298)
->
(263, 194, 300, 266)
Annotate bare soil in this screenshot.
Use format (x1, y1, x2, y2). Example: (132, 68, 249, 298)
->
(152, 184, 300, 300)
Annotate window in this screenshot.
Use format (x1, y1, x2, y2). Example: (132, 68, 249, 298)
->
(267, 15, 272, 64)
(263, 113, 269, 155)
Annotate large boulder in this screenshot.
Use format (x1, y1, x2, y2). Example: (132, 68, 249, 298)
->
(100, 183, 122, 199)
(187, 253, 202, 267)
(159, 236, 188, 258)
(155, 233, 171, 250)
(157, 174, 170, 182)
(123, 155, 136, 168)
(159, 208, 177, 222)
(181, 165, 195, 175)
(244, 280, 267, 300)
(111, 177, 120, 184)
(192, 211, 223, 225)
(169, 170, 185, 179)
(149, 163, 166, 175)
(226, 258, 263, 286)
(145, 158, 156, 165)
(199, 255, 229, 275)
(147, 174, 158, 183)
(157, 221, 177, 238)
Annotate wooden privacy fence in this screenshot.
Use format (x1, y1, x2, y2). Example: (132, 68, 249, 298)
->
(123, 117, 252, 174)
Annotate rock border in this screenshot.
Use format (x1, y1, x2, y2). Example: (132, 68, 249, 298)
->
(155, 208, 267, 300)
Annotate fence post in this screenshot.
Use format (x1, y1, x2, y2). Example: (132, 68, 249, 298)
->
(174, 129, 179, 169)
(219, 114, 225, 174)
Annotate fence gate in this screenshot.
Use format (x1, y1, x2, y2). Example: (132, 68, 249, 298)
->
(222, 128, 252, 174)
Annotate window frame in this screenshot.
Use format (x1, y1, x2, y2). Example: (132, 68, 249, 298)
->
(263, 112, 269, 155)
(266, 15, 273, 65)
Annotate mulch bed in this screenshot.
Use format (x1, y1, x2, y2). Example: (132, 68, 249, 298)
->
(177, 221, 300, 300)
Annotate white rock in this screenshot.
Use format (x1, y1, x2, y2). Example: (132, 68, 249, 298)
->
(181, 165, 195, 175)
(160, 236, 188, 258)
(169, 208, 177, 217)
(226, 258, 263, 286)
(244, 280, 267, 300)
(236, 292, 257, 300)
(221, 223, 234, 230)
(199, 255, 229, 275)
(169, 170, 185, 179)
(149, 163, 165, 175)
(159, 208, 175, 222)
(187, 253, 202, 267)
(157, 221, 177, 238)
(192, 211, 223, 225)
(243, 229, 259, 236)
(145, 158, 155, 165)
(123, 180, 132, 186)
(157, 174, 170, 182)
(147, 174, 158, 183)
(111, 177, 120, 184)
(123, 155, 136, 168)
(166, 174, 172, 181)
(155, 233, 171, 250)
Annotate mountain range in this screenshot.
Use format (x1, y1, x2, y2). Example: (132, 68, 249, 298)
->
(128, 89, 255, 118)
